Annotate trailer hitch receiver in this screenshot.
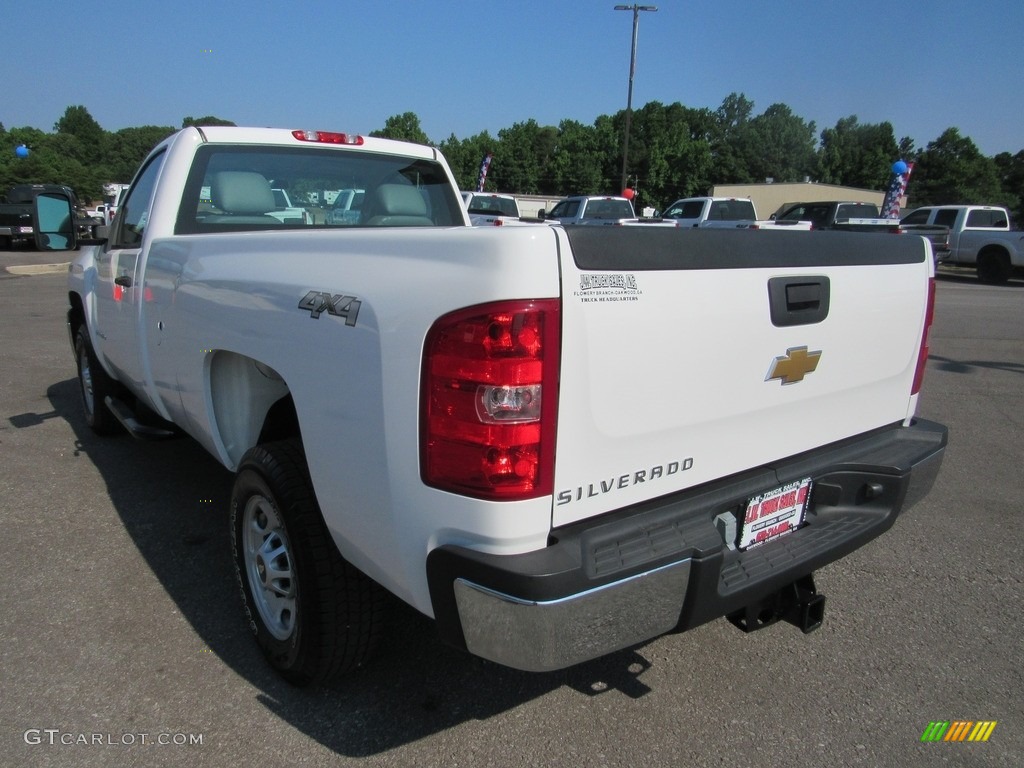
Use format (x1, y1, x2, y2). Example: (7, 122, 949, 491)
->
(728, 575, 825, 634)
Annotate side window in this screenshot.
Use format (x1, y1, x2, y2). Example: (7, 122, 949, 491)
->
(682, 201, 705, 219)
(934, 209, 959, 228)
(965, 209, 1002, 228)
(901, 209, 929, 225)
(113, 151, 166, 248)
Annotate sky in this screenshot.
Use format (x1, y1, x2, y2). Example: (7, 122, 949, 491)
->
(5, 0, 1022, 157)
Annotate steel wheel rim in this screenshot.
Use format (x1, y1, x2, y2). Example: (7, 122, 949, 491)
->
(242, 494, 297, 641)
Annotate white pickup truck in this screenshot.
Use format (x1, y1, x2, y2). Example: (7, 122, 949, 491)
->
(269, 187, 311, 225)
(662, 196, 811, 231)
(96, 183, 131, 226)
(538, 195, 674, 227)
(461, 191, 529, 226)
(60, 126, 946, 687)
(901, 204, 1023, 283)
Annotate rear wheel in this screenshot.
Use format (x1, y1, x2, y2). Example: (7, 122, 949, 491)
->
(74, 325, 120, 435)
(231, 439, 386, 686)
(977, 250, 1011, 284)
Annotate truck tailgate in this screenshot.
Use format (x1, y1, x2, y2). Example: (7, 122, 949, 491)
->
(552, 227, 931, 527)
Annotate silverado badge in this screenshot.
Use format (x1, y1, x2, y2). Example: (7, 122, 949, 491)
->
(766, 346, 821, 385)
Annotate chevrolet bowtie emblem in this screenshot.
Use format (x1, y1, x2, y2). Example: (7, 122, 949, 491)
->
(766, 346, 822, 385)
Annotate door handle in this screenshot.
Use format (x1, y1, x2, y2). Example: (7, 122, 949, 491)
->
(768, 276, 830, 327)
(114, 275, 133, 287)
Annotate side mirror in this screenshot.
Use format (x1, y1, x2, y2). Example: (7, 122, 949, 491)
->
(33, 192, 77, 251)
(537, 209, 547, 220)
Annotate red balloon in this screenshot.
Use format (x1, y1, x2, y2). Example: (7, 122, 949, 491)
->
(621, 188, 635, 200)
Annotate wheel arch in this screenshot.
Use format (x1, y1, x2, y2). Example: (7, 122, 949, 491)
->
(67, 291, 86, 337)
(208, 351, 296, 469)
(978, 242, 1010, 261)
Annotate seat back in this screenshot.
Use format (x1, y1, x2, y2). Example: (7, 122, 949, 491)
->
(364, 183, 434, 226)
(205, 171, 278, 224)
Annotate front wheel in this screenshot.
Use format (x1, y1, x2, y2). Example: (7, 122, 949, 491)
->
(74, 325, 120, 435)
(231, 439, 387, 686)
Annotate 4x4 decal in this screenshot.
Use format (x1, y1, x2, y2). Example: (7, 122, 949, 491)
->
(298, 290, 361, 326)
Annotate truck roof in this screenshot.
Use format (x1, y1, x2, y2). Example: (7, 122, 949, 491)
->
(167, 126, 442, 161)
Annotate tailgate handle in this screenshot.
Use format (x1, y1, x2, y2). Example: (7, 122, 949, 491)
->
(768, 276, 830, 327)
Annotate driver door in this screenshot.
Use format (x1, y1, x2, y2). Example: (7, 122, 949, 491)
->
(94, 150, 165, 386)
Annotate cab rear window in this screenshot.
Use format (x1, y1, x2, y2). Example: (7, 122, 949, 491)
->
(175, 145, 464, 234)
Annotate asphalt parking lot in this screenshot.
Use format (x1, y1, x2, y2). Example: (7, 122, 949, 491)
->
(1, 253, 1021, 767)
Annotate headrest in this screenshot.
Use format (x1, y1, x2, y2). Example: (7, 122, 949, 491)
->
(374, 184, 427, 217)
(211, 172, 275, 215)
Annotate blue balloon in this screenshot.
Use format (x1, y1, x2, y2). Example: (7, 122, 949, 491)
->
(15, 144, 29, 158)
(892, 160, 908, 175)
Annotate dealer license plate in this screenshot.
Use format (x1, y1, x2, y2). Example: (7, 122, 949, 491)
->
(738, 477, 812, 551)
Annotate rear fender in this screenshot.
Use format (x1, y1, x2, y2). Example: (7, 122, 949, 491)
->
(207, 351, 291, 470)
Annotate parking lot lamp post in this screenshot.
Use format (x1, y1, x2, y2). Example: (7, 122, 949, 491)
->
(615, 4, 657, 192)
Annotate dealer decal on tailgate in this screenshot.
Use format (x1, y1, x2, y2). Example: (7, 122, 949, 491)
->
(739, 477, 811, 550)
(572, 273, 643, 305)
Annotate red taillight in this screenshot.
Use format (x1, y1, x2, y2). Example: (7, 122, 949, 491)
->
(912, 277, 936, 395)
(291, 130, 364, 145)
(421, 300, 560, 500)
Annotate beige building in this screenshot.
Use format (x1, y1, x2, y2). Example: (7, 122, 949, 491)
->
(710, 182, 893, 219)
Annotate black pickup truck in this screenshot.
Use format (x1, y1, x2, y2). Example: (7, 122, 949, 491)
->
(1, 184, 101, 250)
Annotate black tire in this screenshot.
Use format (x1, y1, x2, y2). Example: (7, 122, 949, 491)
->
(74, 325, 120, 435)
(977, 250, 1011, 285)
(231, 439, 386, 686)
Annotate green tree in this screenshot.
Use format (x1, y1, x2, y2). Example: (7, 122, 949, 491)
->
(371, 112, 430, 145)
(3, 99, 1018, 217)
(0, 127, 56, 194)
(817, 116, 901, 189)
(898, 136, 916, 162)
(102, 126, 177, 182)
(910, 128, 1001, 207)
(746, 104, 817, 184)
(182, 115, 236, 127)
(438, 131, 496, 191)
(710, 93, 757, 183)
(491, 120, 558, 195)
(993, 150, 1024, 225)
(593, 114, 625, 193)
(610, 101, 714, 207)
(549, 119, 606, 196)
(54, 105, 105, 164)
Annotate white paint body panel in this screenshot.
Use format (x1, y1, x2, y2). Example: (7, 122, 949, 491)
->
(550, 228, 931, 527)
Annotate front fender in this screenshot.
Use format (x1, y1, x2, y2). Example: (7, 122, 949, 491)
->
(66, 246, 109, 370)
